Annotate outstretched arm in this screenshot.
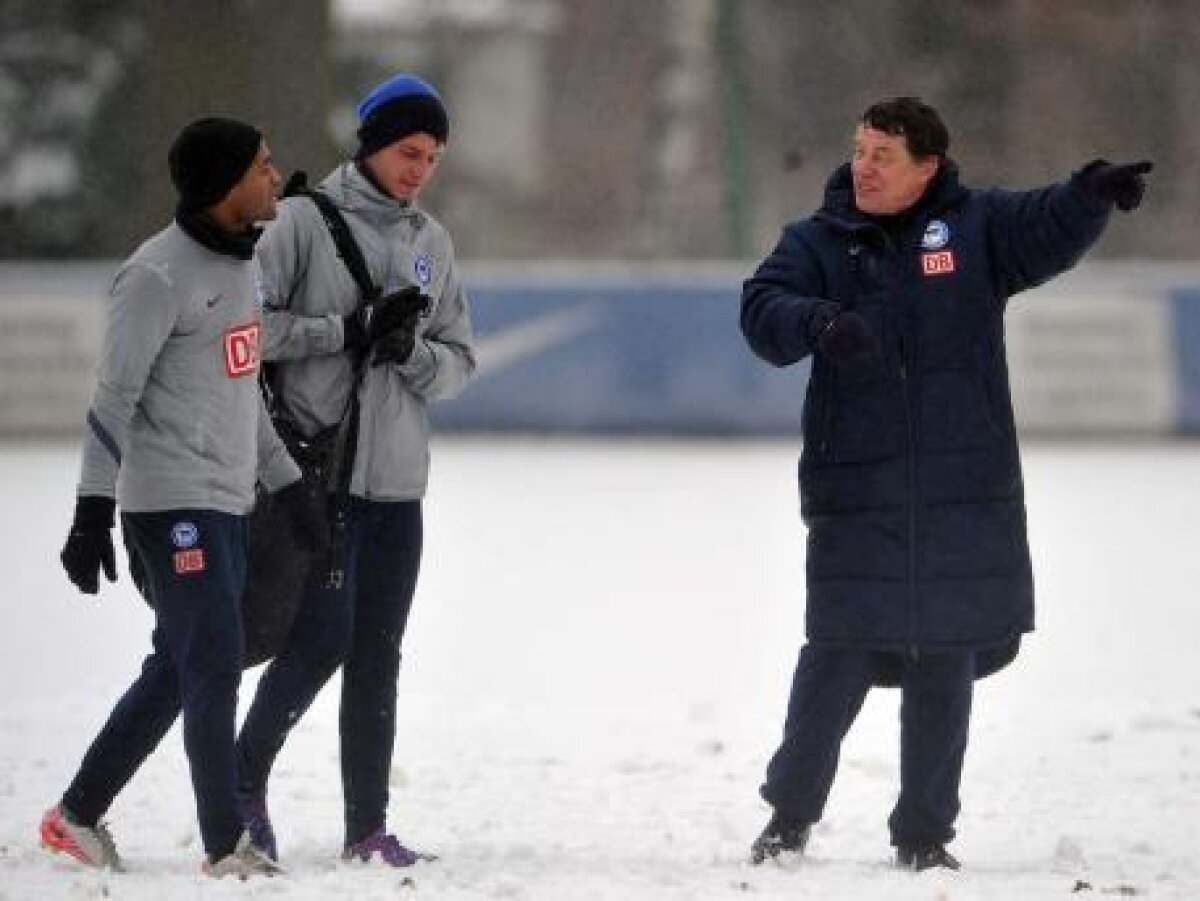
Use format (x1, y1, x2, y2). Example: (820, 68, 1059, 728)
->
(985, 159, 1151, 299)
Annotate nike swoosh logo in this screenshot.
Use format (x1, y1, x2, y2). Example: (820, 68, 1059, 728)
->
(474, 305, 604, 377)
(205, 295, 223, 309)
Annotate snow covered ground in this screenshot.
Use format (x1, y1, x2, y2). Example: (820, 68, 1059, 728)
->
(2, 438, 1198, 900)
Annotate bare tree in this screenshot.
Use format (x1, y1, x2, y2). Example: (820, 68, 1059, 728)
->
(0, 0, 334, 257)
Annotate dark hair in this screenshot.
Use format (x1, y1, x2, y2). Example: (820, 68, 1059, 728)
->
(861, 96, 949, 160)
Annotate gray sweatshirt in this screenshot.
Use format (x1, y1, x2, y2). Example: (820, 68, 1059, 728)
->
(78, 222, 300, 513)
(257, 163, 476, 500)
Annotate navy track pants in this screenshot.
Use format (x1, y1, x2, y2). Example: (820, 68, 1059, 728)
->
(761, 645, 974, 847)
(61, 509, 249, 859)
(235, 498, 422, 845)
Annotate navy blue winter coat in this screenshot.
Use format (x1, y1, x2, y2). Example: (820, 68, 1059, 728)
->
(741, 161, 1110, 675)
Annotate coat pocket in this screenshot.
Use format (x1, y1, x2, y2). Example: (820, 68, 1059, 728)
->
(918, 369, 1004, 452)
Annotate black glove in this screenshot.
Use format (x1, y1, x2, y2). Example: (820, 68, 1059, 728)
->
(367, 287, 428, 366)
(808, 303, 881, 365)
(371, 328, 417, 367)
(1079, 159, 1153, 212)
(368, 285, 427, 341)
(60, 496, 117, 595)
(344, 286, 428, 355)
(273, 479, 330, 556)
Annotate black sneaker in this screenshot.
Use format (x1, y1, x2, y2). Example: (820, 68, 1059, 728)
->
(896, 843, 960, 872)
(749, 812, 810, 865)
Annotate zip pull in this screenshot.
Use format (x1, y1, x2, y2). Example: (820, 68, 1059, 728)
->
(848, 243, 863, 276)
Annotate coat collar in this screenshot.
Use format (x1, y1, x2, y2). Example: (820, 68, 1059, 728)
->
(317, 161, 426, 228)
(816, 159, 968, 235)
(174, 207, 261, 260)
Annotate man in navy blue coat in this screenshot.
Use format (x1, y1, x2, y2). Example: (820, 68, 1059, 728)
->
(740, 96, 1151, 871)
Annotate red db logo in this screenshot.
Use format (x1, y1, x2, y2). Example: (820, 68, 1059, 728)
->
(921, 251, 956, 276)
(224, 323, 260, 378)
(173, 548, 206, 575)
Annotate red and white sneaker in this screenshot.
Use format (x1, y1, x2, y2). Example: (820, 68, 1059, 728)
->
(39, 805, 123, 871)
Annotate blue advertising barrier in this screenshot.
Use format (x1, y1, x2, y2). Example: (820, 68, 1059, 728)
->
(436, 270, 1200, 437)
(1, 262, 1199, 437)
(432, 277, 810, 434)
(1172, 288, 1200, 433)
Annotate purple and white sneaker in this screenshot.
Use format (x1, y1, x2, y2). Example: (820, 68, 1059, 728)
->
(342, 828, 433, 867)
(234, 792, 278, 862)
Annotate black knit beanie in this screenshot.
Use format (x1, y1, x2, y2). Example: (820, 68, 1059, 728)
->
(355, 73, 449, 160)
(169, 117, 263, 213)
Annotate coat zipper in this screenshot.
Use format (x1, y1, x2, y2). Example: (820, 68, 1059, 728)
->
(897, 331, 920, 658)
(881, 226, 922, 658)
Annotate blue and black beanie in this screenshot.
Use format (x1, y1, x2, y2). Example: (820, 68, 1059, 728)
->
(355, 73, 449, 160)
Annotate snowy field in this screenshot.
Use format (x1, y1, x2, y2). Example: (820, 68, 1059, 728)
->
(2, 437, 1198, 900)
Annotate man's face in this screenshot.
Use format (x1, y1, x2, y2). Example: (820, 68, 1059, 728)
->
(226, 141, 282, 225)
(851, 125, 938, 216)
(363, 133, 443, 201)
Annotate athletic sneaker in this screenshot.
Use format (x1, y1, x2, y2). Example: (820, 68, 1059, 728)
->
(749, 811, 810, 865)
(896, 843, 961, 872)
(234, 791, 277, 861)
(39, 804, 123, 871)
(203, 830, 283, 878)
(342, 828, 424, 867)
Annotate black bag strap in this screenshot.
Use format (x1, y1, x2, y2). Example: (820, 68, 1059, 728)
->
(281, 170, 380, 303)
(269, 171, 379, 587)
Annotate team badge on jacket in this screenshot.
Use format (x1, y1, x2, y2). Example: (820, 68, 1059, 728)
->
(921, 219, 950, 249)
(413, 252, 433, 287)
(171, 520, 206, 575)
(920, 219, 955, 276)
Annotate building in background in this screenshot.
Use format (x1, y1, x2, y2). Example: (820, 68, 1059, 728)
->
(335, 0, 561, 258)
(0, 0, 334, 257)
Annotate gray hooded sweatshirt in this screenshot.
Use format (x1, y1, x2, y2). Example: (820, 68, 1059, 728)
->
(256, 163, 476, 500)
(77, 222, 300, 512)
